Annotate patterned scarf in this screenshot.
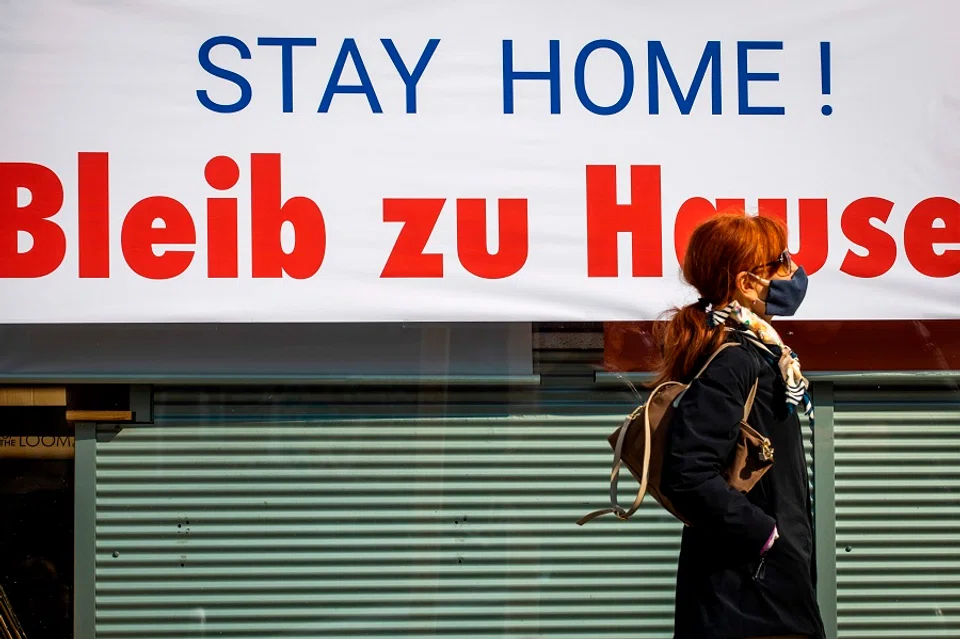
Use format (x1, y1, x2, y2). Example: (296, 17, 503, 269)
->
(707, 300, 814, 427)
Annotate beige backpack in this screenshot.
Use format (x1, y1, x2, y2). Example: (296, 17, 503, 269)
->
(577, 342, 773, 526)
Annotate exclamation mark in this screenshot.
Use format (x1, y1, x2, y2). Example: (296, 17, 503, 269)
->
(820, 42, 833, 116)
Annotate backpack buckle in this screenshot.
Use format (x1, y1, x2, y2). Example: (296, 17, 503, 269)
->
(759, 439, 775, 463)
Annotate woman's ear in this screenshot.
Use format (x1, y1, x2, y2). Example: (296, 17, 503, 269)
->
(736, 271, 759, 299)
(735, 271, 769, 313)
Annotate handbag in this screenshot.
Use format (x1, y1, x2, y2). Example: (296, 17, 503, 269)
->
(578, 342, 774, 526)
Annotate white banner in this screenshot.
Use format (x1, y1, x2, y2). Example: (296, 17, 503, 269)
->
(1, 0, 959, 322)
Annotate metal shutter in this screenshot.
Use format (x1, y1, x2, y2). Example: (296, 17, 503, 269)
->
(90, 387, 684, 638)
(834, 387, 960, 638)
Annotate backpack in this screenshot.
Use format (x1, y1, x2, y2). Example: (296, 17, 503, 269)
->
(577, 342, 773, 526)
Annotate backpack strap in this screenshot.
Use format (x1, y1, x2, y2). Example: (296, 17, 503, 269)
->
(697, 342, 760, 421)
(692, 341, 739, 380)
(744, 377, 759, 421)
(576, 385, 663, 526)
(576, 342, 759, 527)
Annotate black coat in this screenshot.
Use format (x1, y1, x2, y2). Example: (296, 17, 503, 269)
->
(660, 332, 826, 639)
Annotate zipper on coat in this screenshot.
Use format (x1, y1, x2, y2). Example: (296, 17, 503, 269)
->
(753, 556, 767, 581)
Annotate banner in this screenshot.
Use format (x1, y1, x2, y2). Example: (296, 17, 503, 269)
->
(1, 1, 958, 322)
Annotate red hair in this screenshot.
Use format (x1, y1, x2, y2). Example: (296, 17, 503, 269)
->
(652, 212, 788, 385)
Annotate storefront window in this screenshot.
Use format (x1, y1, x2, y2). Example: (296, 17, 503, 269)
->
(2, 320, 957, 638)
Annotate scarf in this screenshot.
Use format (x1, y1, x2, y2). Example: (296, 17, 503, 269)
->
(707, 300, 814, 427)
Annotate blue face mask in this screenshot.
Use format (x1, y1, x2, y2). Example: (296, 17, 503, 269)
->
(755, 266, 809, 317)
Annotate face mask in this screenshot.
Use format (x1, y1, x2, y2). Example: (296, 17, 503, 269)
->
(753, 266, 808, 316)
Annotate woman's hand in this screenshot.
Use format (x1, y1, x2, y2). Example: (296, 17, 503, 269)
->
(761, 525, 779, 555)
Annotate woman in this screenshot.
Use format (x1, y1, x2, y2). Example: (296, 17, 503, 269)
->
(658, 213, 826, 639)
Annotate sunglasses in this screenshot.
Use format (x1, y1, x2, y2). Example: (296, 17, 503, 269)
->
(759, 250, 794, 273)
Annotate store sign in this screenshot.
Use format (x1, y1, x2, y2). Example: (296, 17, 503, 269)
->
(0, 435, 74, 459)
(1, 1, 958, 322)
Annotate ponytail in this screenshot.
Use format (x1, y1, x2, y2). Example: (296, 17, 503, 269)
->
(651, 211, 787, 385)
(651, 301, 726, 386)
